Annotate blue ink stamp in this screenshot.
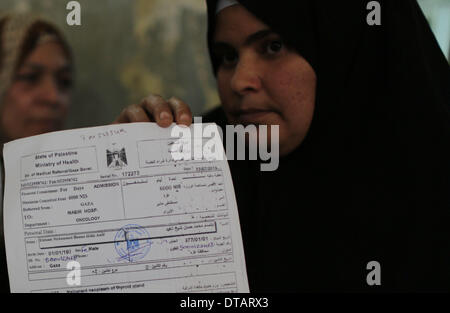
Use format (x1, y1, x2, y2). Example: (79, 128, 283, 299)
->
(114, 224, 151, 263)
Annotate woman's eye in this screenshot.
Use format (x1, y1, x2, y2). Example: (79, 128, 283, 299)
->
(16, 73, 40, 83)
(222, 51, 238, 66)
(57, 76, 73, 90)
(265, 40, 284, 55)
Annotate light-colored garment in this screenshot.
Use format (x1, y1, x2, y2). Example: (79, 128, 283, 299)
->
(215, 0, 239, 14)
(0, 14, 41, 108)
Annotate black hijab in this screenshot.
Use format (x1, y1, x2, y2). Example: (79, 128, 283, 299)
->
(204, 0, 450, 291)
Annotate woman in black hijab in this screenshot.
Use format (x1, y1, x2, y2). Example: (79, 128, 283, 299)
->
(116, 0, 450, 292)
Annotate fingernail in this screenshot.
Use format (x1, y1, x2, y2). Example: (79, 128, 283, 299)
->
(180, 113, 191, 123)
(160, 111, 171, 121)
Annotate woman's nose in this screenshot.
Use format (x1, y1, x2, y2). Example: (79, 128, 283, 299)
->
(38, 76, 62, 106)
(230, 54, 262, 95)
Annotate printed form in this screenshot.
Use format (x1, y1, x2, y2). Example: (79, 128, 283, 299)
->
(3, 123, 249, 293)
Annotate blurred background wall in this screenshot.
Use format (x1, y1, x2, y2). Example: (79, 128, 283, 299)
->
(0, 0, 448, 130)
(0, 0, 219, 129)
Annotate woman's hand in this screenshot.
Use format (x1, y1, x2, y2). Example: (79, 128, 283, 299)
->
(113, 94, 193, 127)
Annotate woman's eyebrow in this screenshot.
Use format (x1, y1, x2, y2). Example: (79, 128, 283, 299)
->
(213, 29, 275, 48)
(243, 29, 274, 46)
(19, 63, 44, 71)
(20, 63, 72, 72)
(58, 64, 73, 73)
(211, 42, 232, 55)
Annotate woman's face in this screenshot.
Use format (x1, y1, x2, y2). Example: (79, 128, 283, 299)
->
(213, 5, 317, 156)
(1, 41, 72, 141)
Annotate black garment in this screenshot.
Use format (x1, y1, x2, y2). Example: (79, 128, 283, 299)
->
(0, 156, 8, 293)
(205, 0, 450, 291)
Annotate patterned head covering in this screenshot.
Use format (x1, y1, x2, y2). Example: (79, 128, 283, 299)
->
(0, 12, 72, 109)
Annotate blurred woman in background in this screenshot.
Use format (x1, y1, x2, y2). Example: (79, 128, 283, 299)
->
(0, 12, 74, 292)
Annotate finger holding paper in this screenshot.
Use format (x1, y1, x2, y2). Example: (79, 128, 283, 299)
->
(113, 94, 193, 127)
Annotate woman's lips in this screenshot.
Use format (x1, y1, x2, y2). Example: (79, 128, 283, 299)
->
(31, 118, 62, 130)
(233, 109, 276, 124)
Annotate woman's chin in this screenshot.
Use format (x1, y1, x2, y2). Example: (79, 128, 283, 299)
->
(26, 122, 62, 137)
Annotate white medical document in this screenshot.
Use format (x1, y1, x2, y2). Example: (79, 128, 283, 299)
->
(3, 122, 249, 293)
